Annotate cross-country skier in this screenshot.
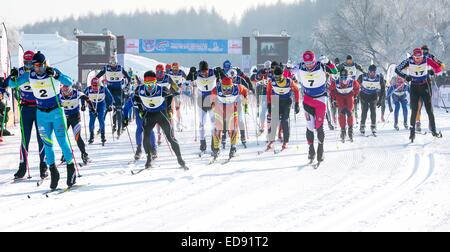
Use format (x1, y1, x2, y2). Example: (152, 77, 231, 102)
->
(83, 77, 114, 145)
(123, 70, 186, 169)
(123, 75, 157, 161)
(295, 51, 337, 163)
(395, 47, 443, 142)
(60, 85, 91, 164)
(357, 64, 386, 136)
(266, 66, 300, 150)
(168, 62, 187, 132)
(187, 61, 217, 155)
(210, 76, 249, 160)
(9, 51, 77, 189)
(414, 45, 445, 132)
(7, 51, 48, 179)
(155, 64, 179, 145)
(329, 68, 360, 142)
(95, 56, 131, 139)
(387, 75, 410, 131)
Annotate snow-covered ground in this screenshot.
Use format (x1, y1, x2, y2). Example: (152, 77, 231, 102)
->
(1, 34, 450, 232)
(0, 102, 450, 231)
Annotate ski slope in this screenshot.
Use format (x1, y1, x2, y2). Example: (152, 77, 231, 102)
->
(0, 102, 450, 231)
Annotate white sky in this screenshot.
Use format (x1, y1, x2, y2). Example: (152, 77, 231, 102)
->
(1, 0, 300, 27)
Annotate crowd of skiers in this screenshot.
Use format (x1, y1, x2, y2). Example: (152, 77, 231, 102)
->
(0, 44, 446, 190)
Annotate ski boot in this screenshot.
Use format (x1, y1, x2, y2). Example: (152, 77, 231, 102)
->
(317, 144, 324, 163)
(212, 148, 220, 160)
(14, 163, 27, 179)
(101, 133, 107, 146)
(308, 144, 316, 162)
(40, 162, 49, 179)
(394, 123, 399, 131)
(404, 122, 409, 130)
(60, 155, 66, 164)
(88, 132, 94, 144)
(200, 139, 207, 152)
(328, 121, 335, 131)
(177, 156, 187, 169)
(360, 125, 366, 135)
(151, 148, 158, 160)
(409, 127, 416, 143)
(282, 142, 289, 150)
(49, 164, 60, 190)
(348, 127, 354, 142)
(81, 153, 90, 165)
(135, 146, 143, 161)
(241, 140, 247, 149)
(67, 163, 76, 188)
(416, 122, 422, 133)
(229, 145, 237, 159)
(145, 155, 152, 169)
(340, 128, 346, 143)
(371, 125, 377, 136)
(431, 130, 443, 138)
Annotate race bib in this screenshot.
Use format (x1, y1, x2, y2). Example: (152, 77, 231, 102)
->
(197, 76, 216, 92)
(30, 78, 59, 100)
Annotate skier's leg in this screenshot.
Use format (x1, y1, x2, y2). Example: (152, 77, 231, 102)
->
(370, 99, 377, 129)
(360, 97, 369, 127)
(409, 85, 420, 130)
(158, 111, 184, 164)
(421, 85, 437, 132)
(401, 99, 408, 125)
(37, 110, 56, 166)
(135, 111, 144, 148)
(142, 116, 158, 156)
(394, 100, 401, 125)
(20, 106, 34, 168)
(53, 110, 73, 165)
(280, 101, 291, 143)
(71, 114, 87, 154)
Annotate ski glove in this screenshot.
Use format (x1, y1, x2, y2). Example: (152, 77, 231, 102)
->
(123, 118, 129, 128)
(319, 56, 330, 65)
(81, 105, 86, 112)
(389, 106, 393, 113)
(244, 104, 249, 114)
(405, 75, 413, 82)
(107, 106, 113, 112)
(428, 70, 435, 76)
(10, 68, 19, 78)
(47, 67, 60, 79)
(294, 102, 300, 114)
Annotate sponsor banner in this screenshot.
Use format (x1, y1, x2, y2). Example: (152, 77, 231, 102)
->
(139, 39, 230, 54)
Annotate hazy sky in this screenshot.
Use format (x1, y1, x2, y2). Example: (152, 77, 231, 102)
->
(1, 0, 300, 27)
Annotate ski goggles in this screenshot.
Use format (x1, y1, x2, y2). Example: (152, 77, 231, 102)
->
(144, 77, 157, 85)
(33, 63, 46, 72)
(304, 61, 316, 68)
(24, 60, 33, 69)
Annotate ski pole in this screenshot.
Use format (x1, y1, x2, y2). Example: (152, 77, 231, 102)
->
(82, 110, 88, 142)
(110, 110, 115, 142)
(193, 82, 198, 142)
(14, 87, 32, 179)
(49, 77, 81, 177)
(125, 125, 135, 155)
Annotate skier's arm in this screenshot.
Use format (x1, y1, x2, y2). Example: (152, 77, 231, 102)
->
(95, 68, 106, 79)
(291, 82, 300, 103)
(356, 63, 365, 74)
(8, 72, 30, 88)
(323, 62, 338, 75)
(395, 59, 410, 79)
(122, 69, 131, 83)
(186, 67, 197, 81)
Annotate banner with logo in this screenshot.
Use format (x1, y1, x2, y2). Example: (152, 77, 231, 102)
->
(139, 39, 231, 54)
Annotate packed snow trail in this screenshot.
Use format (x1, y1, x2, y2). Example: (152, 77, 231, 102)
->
(1, 104, 450, 231)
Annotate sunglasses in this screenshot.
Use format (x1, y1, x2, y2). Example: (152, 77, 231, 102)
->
(33, 63, 44, 68)
(305, 61, 315, 66)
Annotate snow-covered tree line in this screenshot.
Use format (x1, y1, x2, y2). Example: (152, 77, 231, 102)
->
(312, 0, 450, 71)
